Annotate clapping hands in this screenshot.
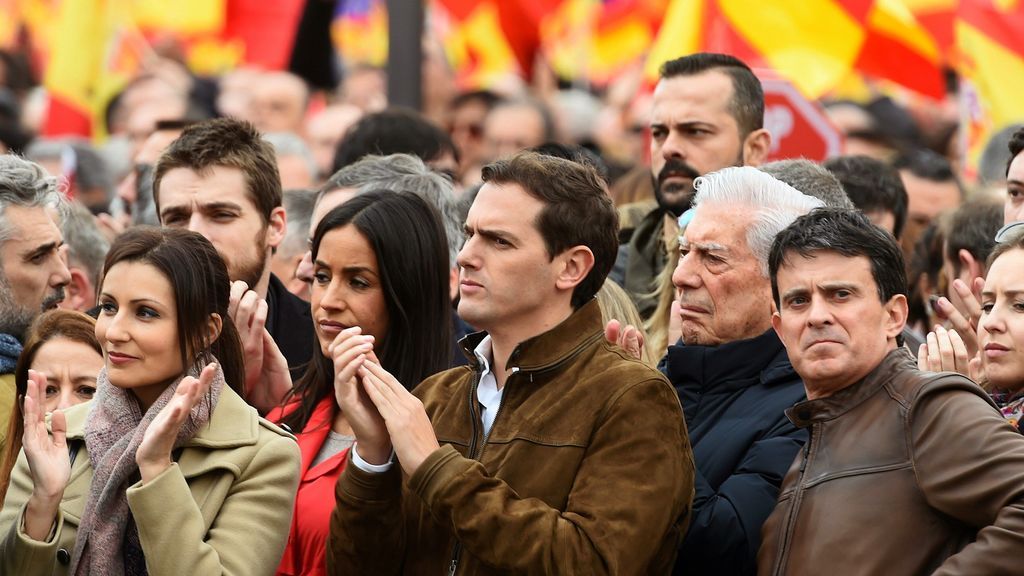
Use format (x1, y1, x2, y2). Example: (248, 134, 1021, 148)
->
(22, 370, 71, 541)
(136, 363, 217, 482)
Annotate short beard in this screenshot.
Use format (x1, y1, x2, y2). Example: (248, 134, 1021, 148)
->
(0, 275, 38, 341)
(228, 226, 270, 290)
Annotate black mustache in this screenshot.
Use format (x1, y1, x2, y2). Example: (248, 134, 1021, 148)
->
(657, 159, 701, 185)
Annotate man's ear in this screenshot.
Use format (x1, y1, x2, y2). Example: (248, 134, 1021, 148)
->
(448, 267, 459, 304)
(743, 128, 772, 167)
(266, 206, 287, 250)
(958, 248, 982, 283)
(771, 311, 784, 342)
(884, 294, 909, 340)
(207, 313, 224, 346)
(64, 268, 95, 312)
(554, 246, 595, 293)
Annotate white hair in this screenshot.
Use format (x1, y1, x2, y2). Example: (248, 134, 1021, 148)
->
(692, 166, 824, 276)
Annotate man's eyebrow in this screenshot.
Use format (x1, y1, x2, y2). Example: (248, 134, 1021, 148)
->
(653, 120, 715, 130)
(680, 239, 728, 253)
(465, 224, 521, 245)
(199, 201, 244, 212)
(480, 227, 520, 243)
(22, 240, 60, 261)
(818, 282, 861, 293)
(781, 287, 810, 300)
(160, 205, 190, 218)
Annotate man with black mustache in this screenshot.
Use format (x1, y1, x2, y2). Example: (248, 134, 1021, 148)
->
(620, 53, 770, 319)
(0, 154, 71, 454)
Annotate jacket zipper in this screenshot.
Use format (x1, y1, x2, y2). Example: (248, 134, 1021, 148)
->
(444, 334, 590, 575)
(446, 367, 519, 576)
(771, 425, 814, 576)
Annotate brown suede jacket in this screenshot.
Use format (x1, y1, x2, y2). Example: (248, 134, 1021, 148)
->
(327, 299, 695, 575)
(758, 347, 1024, 575)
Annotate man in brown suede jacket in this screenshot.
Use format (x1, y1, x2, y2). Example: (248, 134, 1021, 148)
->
(326, 152, 694, 575)
(758, 208, 1024, 575)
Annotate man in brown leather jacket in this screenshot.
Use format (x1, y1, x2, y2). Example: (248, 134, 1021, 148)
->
(758, 207, 1024, 575)
(326, 152, 695, 575)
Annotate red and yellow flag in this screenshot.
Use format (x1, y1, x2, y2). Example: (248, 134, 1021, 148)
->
(645, 0, 943, 100)
(543, 0, 668, 85)
(956, 0, 1024, 176)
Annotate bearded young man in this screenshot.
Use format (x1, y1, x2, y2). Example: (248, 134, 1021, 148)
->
(619, 53, 770, 319)
(153, 118, 314, 410)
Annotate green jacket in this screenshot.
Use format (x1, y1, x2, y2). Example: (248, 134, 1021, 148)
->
(0, 385, 300, 576)
(623, 208, 668, 320)
(328, 299, 695, 575)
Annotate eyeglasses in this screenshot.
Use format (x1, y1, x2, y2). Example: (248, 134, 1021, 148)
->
(995, 221, 1024, 243)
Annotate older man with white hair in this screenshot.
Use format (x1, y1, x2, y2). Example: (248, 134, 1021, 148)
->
(610, 166, 822, 576)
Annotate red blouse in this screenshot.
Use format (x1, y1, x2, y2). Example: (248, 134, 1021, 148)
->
(268, 395, 349, 576)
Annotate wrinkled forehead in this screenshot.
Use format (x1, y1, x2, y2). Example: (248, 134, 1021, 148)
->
(682, 204, 755, 253)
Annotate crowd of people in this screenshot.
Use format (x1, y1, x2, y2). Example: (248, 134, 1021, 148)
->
(1, 44, 1024, 575)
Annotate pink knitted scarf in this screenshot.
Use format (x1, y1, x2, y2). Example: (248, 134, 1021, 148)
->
(68, 364, 224, 576)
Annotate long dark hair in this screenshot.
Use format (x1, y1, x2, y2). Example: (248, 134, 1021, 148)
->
(281, 191, 452, 433)
(100, 227, 246, 395)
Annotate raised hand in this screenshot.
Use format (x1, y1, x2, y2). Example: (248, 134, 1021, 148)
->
(933, 277, 985, 359)
(245, 329, 292, 413)
(229, 281, 282, 413)
(358, 360, 440, 477)
(329, 327, 390, 464)
(605, 319, 645, 361)
(22, 370, 71, 541)
(136, 363, 216, 483)
(917, 326, 971, 377)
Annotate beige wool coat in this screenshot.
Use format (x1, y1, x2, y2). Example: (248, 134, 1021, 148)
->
(0, 385, 300, 575)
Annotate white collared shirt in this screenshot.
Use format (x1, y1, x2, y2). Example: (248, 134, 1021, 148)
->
(473, 335, 504, 438)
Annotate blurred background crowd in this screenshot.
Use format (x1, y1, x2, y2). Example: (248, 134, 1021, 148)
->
(0, 0, 1022, 356)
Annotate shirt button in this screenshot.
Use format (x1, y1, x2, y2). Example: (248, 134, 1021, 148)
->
(57, 548, 71, 564)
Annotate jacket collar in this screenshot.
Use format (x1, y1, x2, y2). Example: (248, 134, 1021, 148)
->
(458, 298, 604, 374)
(65, 384, 261, 449)
(662, 328, 793, 392)
(786, 346, 915, 427)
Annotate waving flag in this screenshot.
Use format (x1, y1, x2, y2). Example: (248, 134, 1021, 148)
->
(543, 0, 669, 85)
(645, 0, 943, 99)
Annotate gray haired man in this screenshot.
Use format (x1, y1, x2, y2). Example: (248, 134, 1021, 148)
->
(0, 154, 71, 451)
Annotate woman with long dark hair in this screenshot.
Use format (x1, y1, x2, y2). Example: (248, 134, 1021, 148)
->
(0, 227, 300, 575)
(269, 190, 451, 576)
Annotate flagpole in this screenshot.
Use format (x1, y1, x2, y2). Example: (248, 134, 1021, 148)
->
(387, 0, 423, 111)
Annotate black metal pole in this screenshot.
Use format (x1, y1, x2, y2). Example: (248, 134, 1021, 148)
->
(386, 0, 424, 110)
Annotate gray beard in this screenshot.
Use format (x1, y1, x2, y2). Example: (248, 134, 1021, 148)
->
(0, 280, 34, 341)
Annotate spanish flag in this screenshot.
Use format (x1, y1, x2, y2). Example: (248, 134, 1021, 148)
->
(645, 0, 943, 100)
(42, 0, 110, 137)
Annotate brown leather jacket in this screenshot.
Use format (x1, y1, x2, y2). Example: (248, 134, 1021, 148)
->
(758, 347, 1024, 575)
(327, 299, 695, 575)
